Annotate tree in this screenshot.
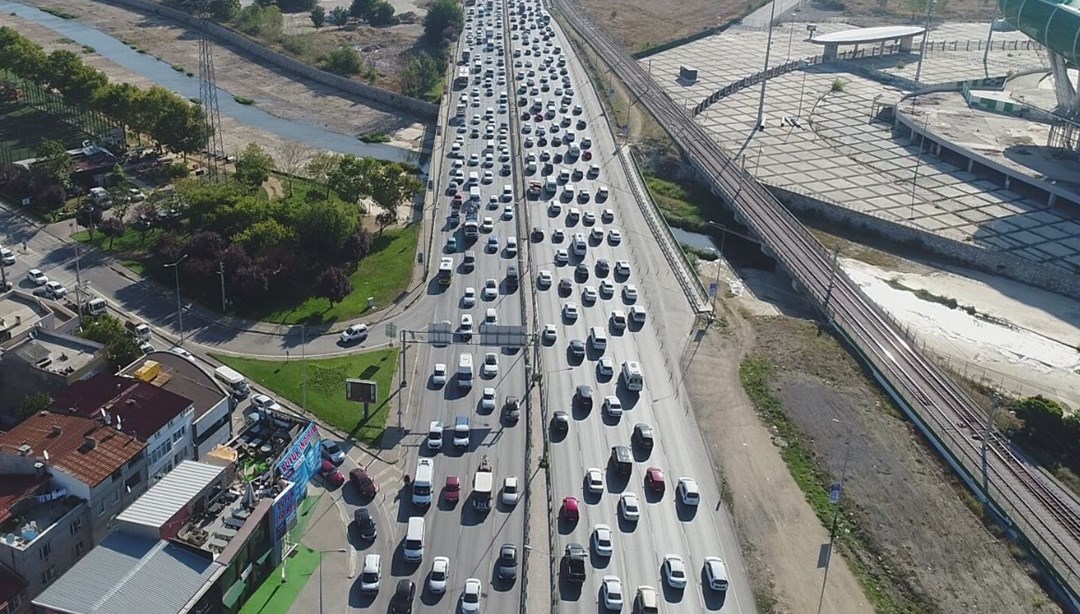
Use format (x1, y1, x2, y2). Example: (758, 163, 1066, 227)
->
(341, 227, 372, 263)
(316, 266, 352, 306)
(274, 141, 310, 196)
(210, 0, 241, 20)
(15, 392, 51, 419)
(321, 45, 363, 76)
(306, 152, 341, 197)
(276, 0, 317, 13)
(349, 0, 375, 18)
(34, 140, 75, 190)
(400, 52, 441, 98)
(369, 162, 421, 222)
(132, 200, 158, 240)
(375, 210, 396, 234)
(234, 142, 275, 191)
(328, 6, 350, 26)
(236, 4, 284, 37)
(423, 0, 463, 42)
(235, 219, 295, 254)
(368, 1, 396, 26)
(78, 314, 143, 369)
(77, 204, 104, 239)
(310, 5, 326, 27)
(293, 198, 358, 262)
(99, 217, 124, 249)
(328, 154, 376, 205)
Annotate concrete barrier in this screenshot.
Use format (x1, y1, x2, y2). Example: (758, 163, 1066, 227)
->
(97, 0, 439, 118)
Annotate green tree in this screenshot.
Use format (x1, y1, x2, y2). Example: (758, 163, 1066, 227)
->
(0, 27, 48, 80)
(306, 151, 341, 197)
(35, 140, 75, 190)
(369, 162, 420, 222)
(423, 0, 463, 42)
(368, 1, 396, 25)
(328, 154, 376, 205)
(321, 45, 362, 75)
(15, 392, 51, 420)
(310, 5, 326, 27)
(234, 142, 276, 190)
(210, 0, 241, 20)
(375, 210, 395, 234)
(293, 198, 358, 262)
(400, 52, 441, 98)
(78, 314, 143, 369)
(316, 266, 352, 306)
(234, 218, 295, 254)
(349, 0, 375, 18)
(44, 50, 108, 105)
(236, 4, 284, 37)
(328, 6, 350, 26)
(277, 0, 317, 12)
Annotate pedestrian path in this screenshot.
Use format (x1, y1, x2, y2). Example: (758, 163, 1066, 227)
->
(237, 495, 323, 614)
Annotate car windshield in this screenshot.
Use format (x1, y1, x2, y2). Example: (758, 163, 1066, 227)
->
(464, 590, 478, 603)
(362, 571, 377, 583)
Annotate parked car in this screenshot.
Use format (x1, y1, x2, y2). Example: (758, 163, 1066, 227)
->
(320, 460, 344, 488)
(350, 468, 376, 497)
(321, 439, 346, 465)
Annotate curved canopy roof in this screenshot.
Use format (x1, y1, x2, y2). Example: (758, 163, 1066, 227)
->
(811, 25, 925, 45)
(999, 0, 1080, 66)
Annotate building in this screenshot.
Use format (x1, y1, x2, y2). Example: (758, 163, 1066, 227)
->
(14, 144, 118, 189)
(123, 353, 232, 460)
(0, 412, 148, 614)
(49, 373, 195, 483)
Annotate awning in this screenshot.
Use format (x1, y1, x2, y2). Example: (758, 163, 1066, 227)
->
(256, 550, 272, 566)
(221, 579, 247, 608)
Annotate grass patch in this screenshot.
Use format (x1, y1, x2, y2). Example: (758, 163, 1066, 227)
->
(238, 545, 321, 614)
(261, 224, 419, 325)
(81, 45, 95, 54)
(358, 132, 391, 143)
(234, 95, 256, 105)
(213, 348, 399, 443)
(642, 172, 720, 232)
(73, 227, 162, 255)
(40, 6, 76, 18)
(171, 65, 185, 72)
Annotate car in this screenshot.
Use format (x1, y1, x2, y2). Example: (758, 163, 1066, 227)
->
(460, 314, 474, 337)
(557, 278, 573, 296)
(615, 260, 632, 277)
(552, 410, 570, 433)
(497, 544, 518, 581)
(350, 468, 377, 497)
(622, 284, 638, 302)
(542, 324, 558, 343)
(537, 270, 553, 287)
(501, 476, 520, 506)
(568, 339, 586, 359)
(481, 217, 494, 232)
(426, 421, 443, 450)
(562, 495, 580, 521)
(595, 259, 611, 276)
(602, 575, 624, 610)
(481, 387, 496, 412)
(461, 578, 482, 612)
(581, 285, 598, 303)
(26, 269, 48, 286)
(590, 227, 604, 242)
(462, 287, 476, 307)
(354, 507, 377, 540)
(678, 478, 701, 506)
(320, 460, 344, 488)
(486, 235, 499, 253)
(645, 467, 665, 493)
(575, 262, 589, 282)
(610, 310, 627, 331)
(582, 211, 595, 225)
(0, 246, 15, 266)
(482, 352, 499, 377)
(484, 307, 497, 324)
(619, 493, 641, 522)
(602, 208, 615, 222)
(251, 394, 282, 412)
(562, 302, 579, 321)
(339, 324, 369, 344)
(635, 585, 661, 613)
(482, 278, 498, 300)
(504, 396, 521, 423)
(446, 236, 458, 252)
(127, 188, 147, 202)
(585, 467, 604, 494)
(608, 229, 623, 245)
(531, 226, 544, 241)
(597, 357, 615, 378)
(428, 556, 450, 594)
(633, 423, 655, 451)
(592, 524, 614, 557)
(321, 439, 346, 465)
(360, 554, 381, 593)
(432, 364, 448, 387)
(554, 249, 569, 265)
(468, 153, 480, 165)
(662, 555, 688, 589)
(391, 579, 415, 613)
(599, 280, 615, 298)
(444, 475, 461, 504)
(551, 227, 564, 241)
(603, 396, 623, 418)
(575, 384, 594, 411)
(704, 556, 730, 592)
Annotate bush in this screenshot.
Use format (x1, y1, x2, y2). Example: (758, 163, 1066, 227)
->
(167, 162, 191, 179)
(234, 95, 255, 105)
(321, 46, 363, 76)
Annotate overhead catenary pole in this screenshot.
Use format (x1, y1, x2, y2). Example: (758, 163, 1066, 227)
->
(218, 260, 226, 313)
(754, 0, 780, 134)
(301, 324, 307, 411)
(914, 0, 936, 84)
(163, 254, 188, 344)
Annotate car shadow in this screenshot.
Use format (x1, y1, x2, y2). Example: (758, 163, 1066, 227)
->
(557, 513, 578, 535)
(676, 500, 699, 522)
(632, 445, 652, 463)
(662, 581, 686, 603)
(589, 549, 610, 569)
(615, 388, 640, 411)
(558, 576, 583, 602)
(419, 585, 445, 606)
(390, 544, 420, 577)
(348, 583, 378, 608)
(604, 466, 628, 494)
(643, 483, 664, 505)
(616, 514, 637, 534)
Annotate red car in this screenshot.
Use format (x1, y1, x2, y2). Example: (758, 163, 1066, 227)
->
(321, 460, 344, 488)
(561, 496, 579, 522)
(350, 468, 376, 498)
(444, 475, 461, 505)
(582, 150, 592, 161)
(645, 467, 665, 493)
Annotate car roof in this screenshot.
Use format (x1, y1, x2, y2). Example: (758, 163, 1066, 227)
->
(394, 579, 414, 595)
(455, 415, 470, 426)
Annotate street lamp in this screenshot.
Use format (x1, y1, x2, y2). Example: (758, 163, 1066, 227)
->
(68, 222, 83, 319)
(817, 417, 854, 614)
(914, 0, 937, 84)
(163, 254, 188, 344)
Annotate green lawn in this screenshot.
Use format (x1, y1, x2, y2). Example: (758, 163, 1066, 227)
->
(0, 101, 92, 163)
(644, 173, 719, 232)
(261, 224, 420, 325)
(212, 348, 399, 443)
(238, 546, 321, 614)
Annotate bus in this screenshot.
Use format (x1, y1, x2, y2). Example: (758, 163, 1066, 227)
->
(438, 257, 453, 286)
(454, 67, 469, 90)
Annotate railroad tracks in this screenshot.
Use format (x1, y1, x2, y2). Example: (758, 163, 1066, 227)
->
(552, 0, 1080, 604)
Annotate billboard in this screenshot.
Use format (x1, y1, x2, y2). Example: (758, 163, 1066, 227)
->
(271, 480, 299, 541)
(276, 422, 321, 499)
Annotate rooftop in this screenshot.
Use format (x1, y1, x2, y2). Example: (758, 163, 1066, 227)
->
(116, 461, 224, 534)
(0, 474, 48, 526)
(811, 25, 925, 45)
(0, 412, 146, 487)
(8, 330, 104, 377)
(0, 290, 52, 345)
(0, 475, 82, 552)
(32, 531, 220, 614)
(50, 373, 193, 441)
(122, 353, 228, 421)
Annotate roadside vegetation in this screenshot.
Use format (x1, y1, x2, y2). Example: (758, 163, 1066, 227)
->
(213, 348, 399, 444)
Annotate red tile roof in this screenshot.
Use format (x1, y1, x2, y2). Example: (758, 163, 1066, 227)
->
(0, 474, 48, 526)
(50, 373, 193, 442)
(0, 412, 146, 487)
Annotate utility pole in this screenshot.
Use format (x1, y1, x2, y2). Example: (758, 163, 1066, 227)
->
(163, 254, 188, 344)
(300, 324, 307, 411)
(218, 260, 226, 313)
(914, 0, 936, 84)
(817, 419, 853, 614)
(398, 328, 407, 429)
(822, 243, 841, 318)
(981, 16, 996, 77)
(981, 394, 1002, 503)
(755, 0, 779, 134)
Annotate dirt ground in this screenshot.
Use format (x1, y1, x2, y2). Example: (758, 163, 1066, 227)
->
(686, 283, 1062, 613)
(21, 0, 426, 151)
(575, 0, 744, 51)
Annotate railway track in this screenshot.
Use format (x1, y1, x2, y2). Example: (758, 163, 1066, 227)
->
(553, 0, 1080, 601)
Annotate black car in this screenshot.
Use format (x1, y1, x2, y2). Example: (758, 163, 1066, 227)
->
(568, 339, 585, 359)
(391, 579, 415, 613)
(595, 259, 610, 277)
(609, 445, 633, 475)
(531, 226, 544, 241)
(575, 385, 593, 411)
(552, 410, 569, 433)
(354, 507, 376, 540)
(575, 263, 589, 282)
(633, 423, 655, 451)
(497, 543, 518, 581)
(558, 278, 573, 296)
(562, 543, 587, 584)
(504, 396, 521, 423)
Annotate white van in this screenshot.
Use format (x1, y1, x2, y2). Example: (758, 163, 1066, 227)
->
(457, 353, 474, 389)
(214, 365, 251, 398)
(588, 326, 607, 350)
(621, 361, 643, 392)
(403, 517, 425, 561)
(412, 458, 434, 506)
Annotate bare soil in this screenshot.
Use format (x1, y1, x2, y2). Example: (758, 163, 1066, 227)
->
(574, 0, 744, 51)
(796, 0, 999, 28)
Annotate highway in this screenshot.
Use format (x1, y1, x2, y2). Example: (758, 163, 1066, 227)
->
(551, 0, 1080, 604)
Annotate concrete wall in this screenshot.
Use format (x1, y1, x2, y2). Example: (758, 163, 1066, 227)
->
(767, 183, 1080, 299)
(97, 0, 439, 119)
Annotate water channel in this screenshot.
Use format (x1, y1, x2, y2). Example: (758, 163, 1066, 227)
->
(2, 0, 422, 164)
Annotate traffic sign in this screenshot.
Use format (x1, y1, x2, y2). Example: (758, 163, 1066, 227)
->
(346, 379, 377, 404)
(385, 323, 397, 338)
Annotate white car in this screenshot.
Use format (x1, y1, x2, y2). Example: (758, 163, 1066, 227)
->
(703, 556, 730, 592)
(432, 363, 448, 387)
(502, 205, 514, 220)
(0, 246, 15, 266)
(677, 478, 701, 506)
(460, 314, 474, 333)
(483, 278, 499, 300)
(541, 324, 558, 343)
(481, 387, 496, 412)
(251, 394, 282, 412)
(501, 476, 520, 506)
(554, 249, 569, 265)
(562, 302, 579, 321)
(662, 555, 688, 589)
(339, 324, 369, 344)
(585, 467, 604, 494)
(462, 287, 476, 307)
(26, 269, 48, 286)
(603, 396, 622, 418)
(608, 230, 622, 245)
(168, 346, 193, 360)
(482, 352, 499, 377)
(44, 281, 68, 298)
(429, 556, 450, 594)
(461, 578, 482, 612)
(537, 270, 552, 287)
(581, 285, 597, 303)
(426, 421, 443, 450)
(592, 524, 614, 557)
(360, 554, 381, 593)
(599, 279, 615, 297)
(622, 284, 638, 302)
(619, 492, 641, 522)
(615, 260, 631, 277)
(601, 575, 623, 610)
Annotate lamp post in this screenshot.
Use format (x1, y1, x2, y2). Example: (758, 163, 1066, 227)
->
(218, 260, 227, 313)
(69, 222, 83, 319)
(163, 254, 188, 344)
(817, 417, 853, 614)
(754, 0, 779, 135)
(914, 0, 937, 84)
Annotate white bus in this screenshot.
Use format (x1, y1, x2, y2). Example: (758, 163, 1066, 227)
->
(454, 66, 469, 89)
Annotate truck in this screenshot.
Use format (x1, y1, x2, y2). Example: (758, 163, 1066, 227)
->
(473, 455, 493, 511)
(125, 319, 151, 341)
(214, 365, 251, 398)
